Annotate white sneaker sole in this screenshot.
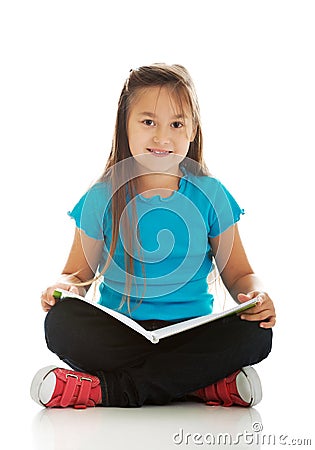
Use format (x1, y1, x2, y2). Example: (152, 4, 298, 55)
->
(240, 366, 262, 406)
(30, 365, 58, 407)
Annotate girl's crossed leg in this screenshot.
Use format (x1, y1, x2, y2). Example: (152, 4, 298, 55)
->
(33, 298, 272, 408)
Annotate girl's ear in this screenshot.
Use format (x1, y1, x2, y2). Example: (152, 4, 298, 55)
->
(189, 124, 198, 142)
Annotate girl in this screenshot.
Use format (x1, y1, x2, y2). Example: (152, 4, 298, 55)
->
(31, 63, 275, 409)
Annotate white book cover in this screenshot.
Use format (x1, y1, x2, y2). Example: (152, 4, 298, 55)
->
(53, 289, 258, 344)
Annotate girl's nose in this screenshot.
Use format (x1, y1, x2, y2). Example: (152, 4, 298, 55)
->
(153, 132, 170, 145)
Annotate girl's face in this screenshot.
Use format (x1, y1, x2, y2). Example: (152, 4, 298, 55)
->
(127, 86, 196, 175)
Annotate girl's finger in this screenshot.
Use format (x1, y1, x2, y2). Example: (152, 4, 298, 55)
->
(260, 316, 276, 328)
(240, 310, 273, 322)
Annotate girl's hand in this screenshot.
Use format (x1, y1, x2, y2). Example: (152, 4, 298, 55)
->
(41, 283, 86, 312)
(237, 291, 276, 329)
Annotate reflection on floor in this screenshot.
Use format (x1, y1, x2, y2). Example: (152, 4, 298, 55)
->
(32, 402, 262, 450)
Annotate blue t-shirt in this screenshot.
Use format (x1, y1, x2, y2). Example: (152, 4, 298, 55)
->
(68, 166, 244, 320)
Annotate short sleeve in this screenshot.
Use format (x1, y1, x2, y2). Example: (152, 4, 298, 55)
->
(208, 180, 244, 238)
(67, 182, 111, 240)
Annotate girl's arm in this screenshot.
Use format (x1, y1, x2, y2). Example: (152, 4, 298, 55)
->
(210, 224, 276, 328)
(41, 227, 103, 312)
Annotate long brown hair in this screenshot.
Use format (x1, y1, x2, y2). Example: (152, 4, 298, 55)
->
(92, 64, 210, 313)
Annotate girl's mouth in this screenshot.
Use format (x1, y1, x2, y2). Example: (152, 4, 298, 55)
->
(146, 148, 173, 157)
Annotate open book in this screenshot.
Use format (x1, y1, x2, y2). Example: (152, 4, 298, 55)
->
(53, 289, 258, 344)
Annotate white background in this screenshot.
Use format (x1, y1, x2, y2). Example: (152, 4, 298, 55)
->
(1, 1, 314, 448)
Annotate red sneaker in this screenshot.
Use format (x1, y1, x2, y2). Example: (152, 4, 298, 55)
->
(30, 366, 102, 409)
(192, 366, 262, 407)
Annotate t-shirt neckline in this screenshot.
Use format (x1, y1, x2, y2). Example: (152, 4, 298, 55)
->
(137, 164, 189, 203)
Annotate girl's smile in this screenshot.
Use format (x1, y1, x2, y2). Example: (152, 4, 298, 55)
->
(146, 147, 173, 157)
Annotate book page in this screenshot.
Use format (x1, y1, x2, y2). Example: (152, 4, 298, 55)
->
(151, 298, 258, 342)
(54, 289, 156, 343)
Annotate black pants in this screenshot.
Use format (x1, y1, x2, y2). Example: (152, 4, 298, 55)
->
(44, 298, 272, 407)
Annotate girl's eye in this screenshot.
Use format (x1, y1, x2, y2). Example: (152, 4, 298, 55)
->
(171, 121, 184, 129)
(143, 119, 155, 126)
